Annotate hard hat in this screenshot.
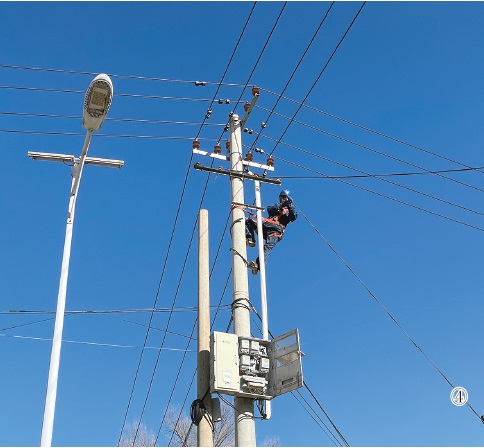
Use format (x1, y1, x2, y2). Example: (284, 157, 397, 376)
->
(279, 189, 290, 197)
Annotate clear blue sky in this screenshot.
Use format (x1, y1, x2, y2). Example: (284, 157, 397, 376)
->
(1, 1, 484, 446)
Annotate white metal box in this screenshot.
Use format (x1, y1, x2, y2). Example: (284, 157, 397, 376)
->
(210, 331, 240, 394)
(210, 329, 303, 399)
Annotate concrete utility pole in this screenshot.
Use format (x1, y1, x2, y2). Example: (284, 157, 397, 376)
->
(229, 113, 256, 446)
(198, 209, 213, 447)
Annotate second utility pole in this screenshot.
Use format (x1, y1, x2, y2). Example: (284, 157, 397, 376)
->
(229, 113, 256, 446)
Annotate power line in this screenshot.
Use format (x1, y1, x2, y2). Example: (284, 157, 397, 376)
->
(0, 129, 219, 141)
(0, 63, 250, 87)
(194, 1, 257, 142)
(0, 111, 226, 127)
(304, 383, 350, 447)
(124, 4, 258, 444)
(0, 332, 193, 352)
(249, 1, 335, 152)
(257, 105, 484, 194)
(295, 202, 483, 423)
(215, 1, 288, 144)
(0, 84, 246, 103)
(0, 306, 231, 315)
(263, 135, 484, 218)
(260, 86, 484, 176)
(267, 1, 366, 157)
(277, 153, 484, 233)
(271, 165, 484, 180)
(291, 390, 342, 447)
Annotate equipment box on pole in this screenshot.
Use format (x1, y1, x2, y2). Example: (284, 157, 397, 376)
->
(210, 329, 303, 400)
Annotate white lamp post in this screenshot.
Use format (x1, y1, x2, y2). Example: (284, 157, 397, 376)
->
(34, 74, 121, 447)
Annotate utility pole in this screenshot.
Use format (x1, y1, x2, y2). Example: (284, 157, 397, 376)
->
(229, 113, 256, 446)
(198, 209, 213, 447)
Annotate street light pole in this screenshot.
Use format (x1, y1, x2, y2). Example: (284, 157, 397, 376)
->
(37, 74, 117, 447)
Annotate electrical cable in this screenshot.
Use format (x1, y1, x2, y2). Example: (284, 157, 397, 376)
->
(0, 332, 193, 352)
(0, 128, 219, 141)
(164, 268, 233, 447)
(295, 202, 483, 423)
(154, 213, 233, 443)
(257, 106, 484, 194)
(0, 306, 231, 315)
(133, 3, 259, 434)
(261, 134, 484, 218)
(303, 383, 350, 447)
(193, 1, 257, 142)
(275, 153, 484, 233)
(250, 309, 349, 446)
(291, 390, 342, 447)
(0, 110, 226, 127)
(259, 86, 484, 176)
(215, 1, 288, 144)
(0, 84, 244, 103)
(249, 2, 335, 152)
(271, 165, 484, 180)
(0, 63, 250, 87)
(267, 1, 366, 157)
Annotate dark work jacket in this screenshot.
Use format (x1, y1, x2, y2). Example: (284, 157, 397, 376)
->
(264, 201, 298, 237)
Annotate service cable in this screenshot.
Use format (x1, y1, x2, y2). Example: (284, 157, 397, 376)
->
(295, 202, 483, 423)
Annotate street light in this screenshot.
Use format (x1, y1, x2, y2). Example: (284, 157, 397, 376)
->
(35, 74, 121, 448)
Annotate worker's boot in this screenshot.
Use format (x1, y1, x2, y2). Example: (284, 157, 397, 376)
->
(248, 261, 259, 275)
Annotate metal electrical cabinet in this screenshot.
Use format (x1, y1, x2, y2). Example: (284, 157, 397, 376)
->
(210, 332, 240, 394)
(210, 329, 303, 400)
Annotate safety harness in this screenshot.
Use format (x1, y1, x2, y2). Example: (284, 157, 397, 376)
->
(247, 208, 288, 240)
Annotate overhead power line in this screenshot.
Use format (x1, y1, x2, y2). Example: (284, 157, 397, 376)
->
(0, 332, 193, 352)
(0, 84, 246, 103)
(121, 3, 258, 444)
(295, 202, 483, 424)
(277, 153, 484, 233)
(260, 86, 484, 176)
(291, 391, 341, 447)
(0, 306, 231, 315)
(215, 1, 288, 143)
(0, 129, 219, 141)
(249, 1, 335, 152)
(262, 135, 484, 218)
(257, 105, 484, 194)
(272, 165, 484, 180)
(267, 1, 366, 157)
(0, 63, 249, 87)
(0, 111, 226, 127)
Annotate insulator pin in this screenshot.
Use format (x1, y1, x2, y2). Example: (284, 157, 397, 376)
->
(192, 140, 201, 150)
(266, 156, 274, 167)
(214, 144, 222, 154)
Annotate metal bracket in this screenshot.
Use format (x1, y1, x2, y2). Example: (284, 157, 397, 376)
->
(232, 202, 265, 211)
(193, 162, 281, 185)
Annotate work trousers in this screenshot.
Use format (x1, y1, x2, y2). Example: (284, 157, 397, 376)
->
(245, 218, 282, 266)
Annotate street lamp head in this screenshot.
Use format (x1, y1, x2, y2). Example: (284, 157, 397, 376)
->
(82, 73, 113, 131)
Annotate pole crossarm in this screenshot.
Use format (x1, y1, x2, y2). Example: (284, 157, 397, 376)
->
(193, 162, 281, 185)
(28, 151, 124, 168)
(192, 148, 275, 172)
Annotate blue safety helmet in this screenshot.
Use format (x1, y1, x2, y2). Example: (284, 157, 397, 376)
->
(279, 189, 290, 198)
